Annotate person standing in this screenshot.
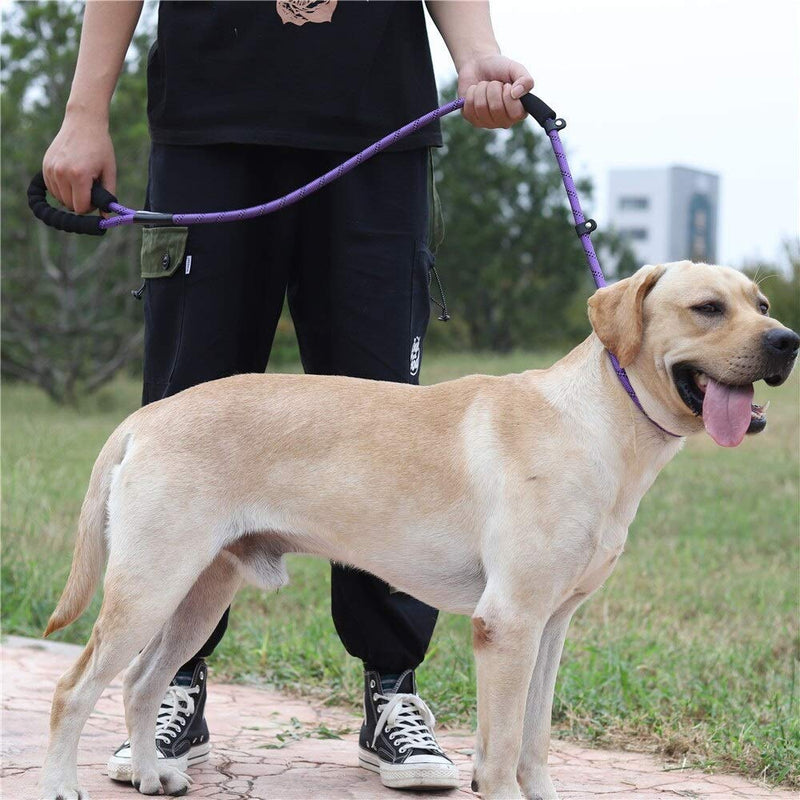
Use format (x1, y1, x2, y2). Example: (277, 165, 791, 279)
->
(43, 0, 533, 790)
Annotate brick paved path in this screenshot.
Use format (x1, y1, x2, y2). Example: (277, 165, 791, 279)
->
(2, 636, 794, 799)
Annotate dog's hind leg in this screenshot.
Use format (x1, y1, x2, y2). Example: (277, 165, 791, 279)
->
(40, 545, 225, 800)
(121, 552, 243, 796)
(516, 594, 585, 800)
(39, 589, 177, 800)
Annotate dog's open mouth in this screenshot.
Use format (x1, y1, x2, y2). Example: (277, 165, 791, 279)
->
(673, 365, 768, 447)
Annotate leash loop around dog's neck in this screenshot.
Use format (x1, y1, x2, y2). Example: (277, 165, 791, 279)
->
(521, 101, 682, 439)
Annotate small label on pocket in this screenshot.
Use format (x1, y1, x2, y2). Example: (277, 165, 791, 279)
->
(185, 255, 192, 275)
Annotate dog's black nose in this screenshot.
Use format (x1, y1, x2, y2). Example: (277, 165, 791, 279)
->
(764, 327, 800, 358)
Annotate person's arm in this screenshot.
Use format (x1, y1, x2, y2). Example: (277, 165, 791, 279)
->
(425, 1, 533, 129)
(43, 0, 144, 213)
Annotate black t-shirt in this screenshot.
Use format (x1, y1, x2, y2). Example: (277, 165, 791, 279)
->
(147, 0, 442, 151)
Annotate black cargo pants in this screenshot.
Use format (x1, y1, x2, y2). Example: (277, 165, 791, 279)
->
(141, 143, 438, 674)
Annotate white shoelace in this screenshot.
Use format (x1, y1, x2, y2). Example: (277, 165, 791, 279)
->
(154, 684, 199, 745)
(371, 692, 443, 753)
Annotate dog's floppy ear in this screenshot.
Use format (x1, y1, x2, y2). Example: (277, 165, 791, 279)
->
(587, 264, 667, 368)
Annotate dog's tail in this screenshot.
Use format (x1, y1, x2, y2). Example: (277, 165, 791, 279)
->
(44, 426, 131, 637)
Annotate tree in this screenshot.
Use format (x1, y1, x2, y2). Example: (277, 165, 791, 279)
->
(431, 87, 633, 352)
(1, 1, 154, 403)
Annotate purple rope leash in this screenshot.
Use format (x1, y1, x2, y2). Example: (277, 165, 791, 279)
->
(542, 122, 680, 437)
(545, 128, 606, 289)
(29, 92, 679, 437)
(100, 98, 466, 229)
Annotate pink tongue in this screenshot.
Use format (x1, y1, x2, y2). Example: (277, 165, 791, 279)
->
(702, 378, 754, 447)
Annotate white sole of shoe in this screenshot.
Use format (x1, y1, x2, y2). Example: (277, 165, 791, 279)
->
(358, 746, 460, 789)
(107, 742, 211, 782)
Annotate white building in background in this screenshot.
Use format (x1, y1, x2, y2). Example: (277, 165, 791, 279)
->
(608, 166, 720, 266)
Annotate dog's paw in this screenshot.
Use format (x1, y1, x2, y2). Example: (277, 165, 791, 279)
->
(39, 785, 90, 800)
(519, 766, 559, 800)
(133, 766, 191, 796)
(479, 786, 523, 800)
(470, 769, 523, 798)
(521, 790, 559, 800)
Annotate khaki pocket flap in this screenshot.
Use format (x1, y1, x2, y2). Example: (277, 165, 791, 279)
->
(141, 227, 189, 279)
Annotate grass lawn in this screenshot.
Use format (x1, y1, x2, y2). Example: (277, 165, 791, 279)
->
(2, 350, 798, 786)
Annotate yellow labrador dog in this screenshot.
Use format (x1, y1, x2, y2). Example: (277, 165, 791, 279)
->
(40, 261, 798, 800)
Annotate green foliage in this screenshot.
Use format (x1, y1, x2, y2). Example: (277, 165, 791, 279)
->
(1, 1, 153, 403)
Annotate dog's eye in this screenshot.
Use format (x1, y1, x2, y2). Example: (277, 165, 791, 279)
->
(692, 302, 724, 315)
(758, 301, 769, 315)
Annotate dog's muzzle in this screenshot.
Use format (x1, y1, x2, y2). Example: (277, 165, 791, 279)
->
(672, 327, 798, 447)
(762, 327, 800, 386)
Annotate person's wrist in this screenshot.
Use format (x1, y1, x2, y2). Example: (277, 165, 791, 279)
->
(453, 44, 500, 73)
(64, 97, 111, 127)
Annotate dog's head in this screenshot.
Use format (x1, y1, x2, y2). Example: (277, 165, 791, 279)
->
(588, 261, 799, 446)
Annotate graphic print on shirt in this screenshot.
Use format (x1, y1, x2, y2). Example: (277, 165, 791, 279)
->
(276, 0, 338, 26)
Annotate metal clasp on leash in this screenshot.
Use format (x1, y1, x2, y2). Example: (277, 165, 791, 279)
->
(543, 118, 567, 133)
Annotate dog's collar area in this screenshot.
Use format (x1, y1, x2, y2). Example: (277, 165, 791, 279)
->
(608, 352, 683, 439)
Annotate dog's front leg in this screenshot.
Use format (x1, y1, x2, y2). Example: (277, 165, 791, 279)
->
(471, 593, 544, 800)
(516, 594, 585, 800)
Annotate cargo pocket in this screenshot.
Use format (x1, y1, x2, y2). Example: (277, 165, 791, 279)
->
(141, 226, 190, 401)
(409, 244, 434, 384)
(140, 226, 189, 279)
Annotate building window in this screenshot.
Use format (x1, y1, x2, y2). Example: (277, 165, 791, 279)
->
(619, 196, 650, 210)
(688, 194, 712, 261)
(620, 228, 649, 241)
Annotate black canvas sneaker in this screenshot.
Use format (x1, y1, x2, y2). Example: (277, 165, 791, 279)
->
(107, 660, 211, 783)
(358, 669, 460, 789)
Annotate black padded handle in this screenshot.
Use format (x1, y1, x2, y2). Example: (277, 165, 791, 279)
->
(520, 93, 557, 128)
(27, 172, 118, 236)
(90, 180, 118, 212)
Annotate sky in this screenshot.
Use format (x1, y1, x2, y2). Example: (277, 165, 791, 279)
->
(425, 0, 800, 269)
